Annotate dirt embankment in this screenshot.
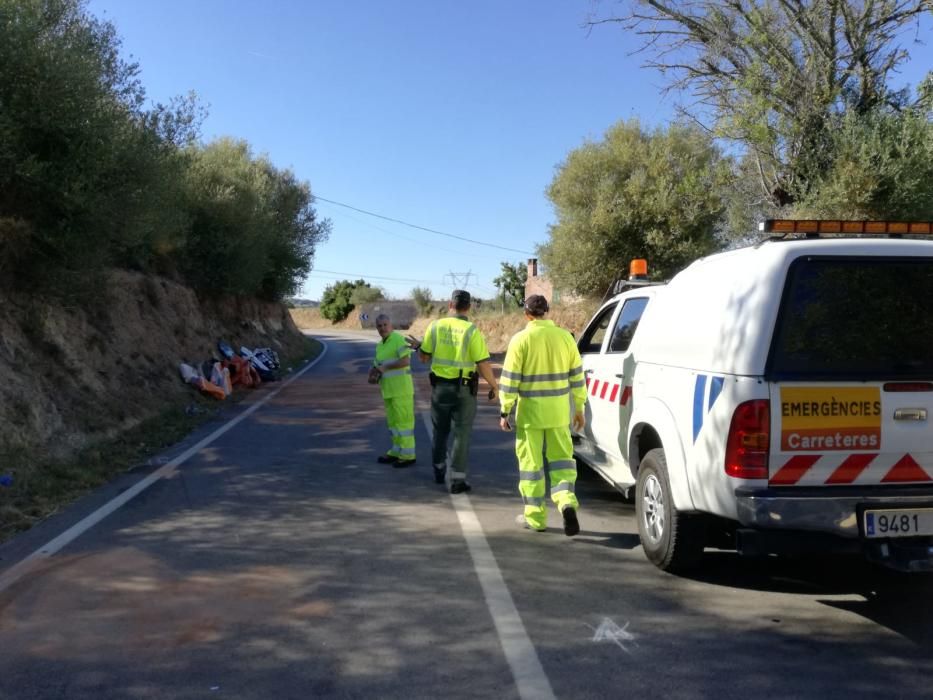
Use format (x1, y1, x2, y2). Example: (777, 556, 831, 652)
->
(0, 270, 312, 464)
(290, 302, 600, 355)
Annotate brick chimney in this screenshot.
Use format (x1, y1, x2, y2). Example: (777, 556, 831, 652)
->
(527, 258, 538, 277)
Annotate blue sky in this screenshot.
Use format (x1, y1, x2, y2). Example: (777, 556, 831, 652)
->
(87, 1, 932, 301)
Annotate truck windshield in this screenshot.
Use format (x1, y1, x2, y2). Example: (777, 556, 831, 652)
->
(768, 256, 933, 380)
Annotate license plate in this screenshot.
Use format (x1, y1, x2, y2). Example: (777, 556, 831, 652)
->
(863, 508, 933, 538)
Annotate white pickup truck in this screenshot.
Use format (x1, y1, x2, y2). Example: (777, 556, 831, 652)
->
(573, 219, 933, 572)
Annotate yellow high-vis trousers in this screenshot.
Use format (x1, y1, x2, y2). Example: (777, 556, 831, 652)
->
(515, 424, 578, 530)
(384, 396, 416, 459)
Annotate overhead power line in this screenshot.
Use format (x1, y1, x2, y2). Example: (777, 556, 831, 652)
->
(312, 194, 534, 255)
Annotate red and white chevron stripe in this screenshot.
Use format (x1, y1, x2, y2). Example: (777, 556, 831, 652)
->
(585, 377, 632, 405)
(770, 452, 933, 486)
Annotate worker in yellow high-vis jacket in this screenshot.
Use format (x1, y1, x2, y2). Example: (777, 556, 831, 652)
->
(499, 294, 586, 535)
(372, 313, 416, 467)
(408, 290, 498, 493)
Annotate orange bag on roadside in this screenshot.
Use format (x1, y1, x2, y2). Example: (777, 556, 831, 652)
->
(223, 356, 261, 388)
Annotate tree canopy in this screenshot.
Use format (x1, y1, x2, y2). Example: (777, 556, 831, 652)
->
(539, 120, 732, 296)
(320, 279, 379, 322)
(0, 0, 329, 302)
(409, 286, 434, 315)
(589, 0, 932, 211)
(493, 262, 527, 306)
(182, 138, 329, 300)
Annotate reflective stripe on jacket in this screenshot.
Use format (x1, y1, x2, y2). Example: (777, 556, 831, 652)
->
(375, 331, 413, 398)
(500, 319, 586, 428)
(420, 316, 490, 380)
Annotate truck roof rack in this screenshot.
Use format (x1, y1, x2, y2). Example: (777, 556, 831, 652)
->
(601, 277, 663, 303)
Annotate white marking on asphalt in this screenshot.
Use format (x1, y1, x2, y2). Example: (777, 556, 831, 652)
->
(0, 341, 330, 594)
(420, 410, 556, 700)
(588, 617, 636, 653)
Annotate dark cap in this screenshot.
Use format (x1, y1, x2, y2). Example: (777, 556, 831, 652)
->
(450, 289, 471, 309)
(524, 294, 549, 317)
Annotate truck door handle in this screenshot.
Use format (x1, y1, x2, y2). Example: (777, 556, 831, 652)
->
(584, 369, 594, 374)
(894, 408, 927, 421)
(615, 374, 625, 378)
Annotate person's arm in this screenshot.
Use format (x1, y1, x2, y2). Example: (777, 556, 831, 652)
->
(568, 340, 586, 431)
(378, 355, 410, 372)
(410, 324, 435, 364)
(475, 359, 498, 400)
(498, 336, 521, 426)
(405, 334, 429, 363)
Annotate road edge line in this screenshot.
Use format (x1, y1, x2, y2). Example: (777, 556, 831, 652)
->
(0, 340, 330, 594)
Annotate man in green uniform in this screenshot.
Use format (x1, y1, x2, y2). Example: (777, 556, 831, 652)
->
(409, 290, 498, 493)
(499, 294, 586, 535)
(371, 313, 416, 467)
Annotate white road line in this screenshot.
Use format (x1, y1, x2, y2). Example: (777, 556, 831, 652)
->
(0, 341, 330, 594)
(420, 410, 556, 700)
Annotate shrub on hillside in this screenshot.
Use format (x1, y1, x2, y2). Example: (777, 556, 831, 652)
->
(410, 286, 433, 315)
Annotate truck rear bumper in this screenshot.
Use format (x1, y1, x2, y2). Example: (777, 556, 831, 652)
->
(734, 485, 933, 537)
(734, 486, 933, 571)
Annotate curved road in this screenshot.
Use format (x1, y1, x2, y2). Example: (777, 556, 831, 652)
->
(1, 330, 931, 699)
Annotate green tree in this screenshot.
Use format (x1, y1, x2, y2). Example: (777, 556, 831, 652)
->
(793, 77, 933, 220)
(0, 0, 191, 292)
(589, 0, 931, 209)
(180, 138, 330, 300)
(540, 120, 731, 296)
(493, 262, 527, 307)
(410, 286, 434, 315)
(350, 285, 386, 306)
(320, 279, 374, 322)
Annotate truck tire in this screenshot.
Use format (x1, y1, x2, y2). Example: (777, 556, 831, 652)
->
(635, 448, 705, 572)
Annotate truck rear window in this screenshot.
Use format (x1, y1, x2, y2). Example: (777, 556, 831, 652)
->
(768, 256, 933, 380)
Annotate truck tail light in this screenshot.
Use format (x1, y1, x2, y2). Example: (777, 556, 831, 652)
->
(725, 400, 770, 479)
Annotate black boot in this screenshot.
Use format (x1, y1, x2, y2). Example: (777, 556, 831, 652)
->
(562, 507, 580, 537)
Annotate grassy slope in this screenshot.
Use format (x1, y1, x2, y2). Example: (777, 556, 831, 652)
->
(0, 338, 323, 543)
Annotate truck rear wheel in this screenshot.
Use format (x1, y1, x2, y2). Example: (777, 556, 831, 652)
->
(636, 448, 705, 572)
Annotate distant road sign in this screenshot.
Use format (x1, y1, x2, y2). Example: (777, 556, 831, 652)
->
(359, 313, 369, 321)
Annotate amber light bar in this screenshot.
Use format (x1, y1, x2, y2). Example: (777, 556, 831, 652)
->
(759, 219, 933, 235)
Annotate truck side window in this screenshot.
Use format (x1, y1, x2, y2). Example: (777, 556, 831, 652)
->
(578, 304, 617, 354)
(608, 297, 649, 353)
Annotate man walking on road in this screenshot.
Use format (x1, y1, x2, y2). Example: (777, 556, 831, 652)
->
(408, 290, 498, 493)
(499, 294, 586, 535)
(371, 314, 416, 467)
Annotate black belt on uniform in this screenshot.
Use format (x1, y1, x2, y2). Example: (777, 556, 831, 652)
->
(430, 373, 474, 385)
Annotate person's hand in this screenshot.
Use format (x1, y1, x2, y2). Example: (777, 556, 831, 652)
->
(499, 416, 512, 432)
(405, 334, 422, 351)
(487, 386, 498, 401)
(367, 367, 382, 384)
(572, 411, 585, 432)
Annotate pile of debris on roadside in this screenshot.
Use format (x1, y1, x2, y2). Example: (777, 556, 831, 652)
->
(179, 341, 282, 400)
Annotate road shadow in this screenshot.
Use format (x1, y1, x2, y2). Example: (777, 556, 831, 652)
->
(678, 550, 933, 647)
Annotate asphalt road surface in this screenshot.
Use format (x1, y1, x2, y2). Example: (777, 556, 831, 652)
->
(1, 330, 931, 700)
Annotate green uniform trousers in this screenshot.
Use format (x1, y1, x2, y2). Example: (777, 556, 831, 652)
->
(515, 425, 578, 530)
(430, 381, 477, 482)
(384, 396, 416, 460)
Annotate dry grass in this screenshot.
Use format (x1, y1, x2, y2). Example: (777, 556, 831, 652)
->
(469, 300, 600, 354)
(291, 300, 601, 354)
(288, 307, 365, 331)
